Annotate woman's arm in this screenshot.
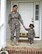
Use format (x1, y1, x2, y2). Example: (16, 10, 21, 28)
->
(8, 13, 12, 24)
(19, 14, 23, 25)
(18, 14, 25, 28)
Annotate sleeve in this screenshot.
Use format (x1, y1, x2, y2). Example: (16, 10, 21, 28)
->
(18, 14, 24, 25)
(8, 13, 12, 24)
(25, 28, 29, 31)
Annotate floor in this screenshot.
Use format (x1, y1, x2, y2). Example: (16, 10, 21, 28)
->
(6, 40, 42, 49)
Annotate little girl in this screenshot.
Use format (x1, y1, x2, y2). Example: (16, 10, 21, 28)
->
(25, 24, 35, 44)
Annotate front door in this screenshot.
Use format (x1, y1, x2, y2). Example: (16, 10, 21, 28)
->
(18, 3, 34, 33)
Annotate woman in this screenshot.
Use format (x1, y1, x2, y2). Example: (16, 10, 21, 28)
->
(8, 5, 25, 43)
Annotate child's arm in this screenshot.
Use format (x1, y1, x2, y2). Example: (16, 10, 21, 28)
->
(25, 28, 29, 31)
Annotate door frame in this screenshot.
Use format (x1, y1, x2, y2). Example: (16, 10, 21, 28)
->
(34, 2, 41, 40)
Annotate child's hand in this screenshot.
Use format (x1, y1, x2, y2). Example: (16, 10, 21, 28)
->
(25, 28, 27, 30)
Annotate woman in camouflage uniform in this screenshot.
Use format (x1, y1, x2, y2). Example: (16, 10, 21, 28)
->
(8, 5, 25, 42)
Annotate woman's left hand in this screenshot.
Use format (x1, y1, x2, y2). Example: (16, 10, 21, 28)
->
(23, 25, 25, 29)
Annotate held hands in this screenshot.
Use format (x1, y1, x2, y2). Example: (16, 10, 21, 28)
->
(23, 25, 28, 30)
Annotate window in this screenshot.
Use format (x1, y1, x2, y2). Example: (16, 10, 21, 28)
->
(35, 5, 39, 20)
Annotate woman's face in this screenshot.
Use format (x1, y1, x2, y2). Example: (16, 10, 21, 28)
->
(13, 6, 18, 12)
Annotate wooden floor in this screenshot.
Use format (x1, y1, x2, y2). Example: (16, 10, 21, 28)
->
(6, 46, 42, 54)
(6, 40, 42, 49)
(6, 40, 42, 54)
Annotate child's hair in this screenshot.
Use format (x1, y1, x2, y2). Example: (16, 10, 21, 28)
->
(13, 5, 17, 8)
(29, 24, 34, 28)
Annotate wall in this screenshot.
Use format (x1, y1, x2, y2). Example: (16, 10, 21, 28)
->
(40, 1, 42, 40)
(6, 0, 11, 42)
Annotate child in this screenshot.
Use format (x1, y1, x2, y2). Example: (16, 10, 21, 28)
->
(25, 24, 35, 44)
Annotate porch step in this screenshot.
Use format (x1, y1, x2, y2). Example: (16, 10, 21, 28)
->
(18, 38, 29, 42)
(18, 40, 29, 42)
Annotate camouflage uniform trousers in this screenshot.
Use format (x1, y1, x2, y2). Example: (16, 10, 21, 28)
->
(9, 23, 20, 41)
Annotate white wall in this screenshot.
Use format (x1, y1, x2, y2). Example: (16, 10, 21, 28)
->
(6, 0, 11, 42)
(40, 1, 42, 40)
(0, 0, 1, 49)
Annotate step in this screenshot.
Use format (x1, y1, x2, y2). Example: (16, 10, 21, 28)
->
(18, 38, 28, 42)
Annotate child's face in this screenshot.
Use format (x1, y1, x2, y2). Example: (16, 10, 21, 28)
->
(30, 26, 33, 29)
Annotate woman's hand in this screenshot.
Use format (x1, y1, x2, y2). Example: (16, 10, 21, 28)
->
(23, 25, 26, 29)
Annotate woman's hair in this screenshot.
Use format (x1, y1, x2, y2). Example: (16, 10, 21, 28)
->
(29, 24, 34, 28)
(13, 5, 17, 8)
